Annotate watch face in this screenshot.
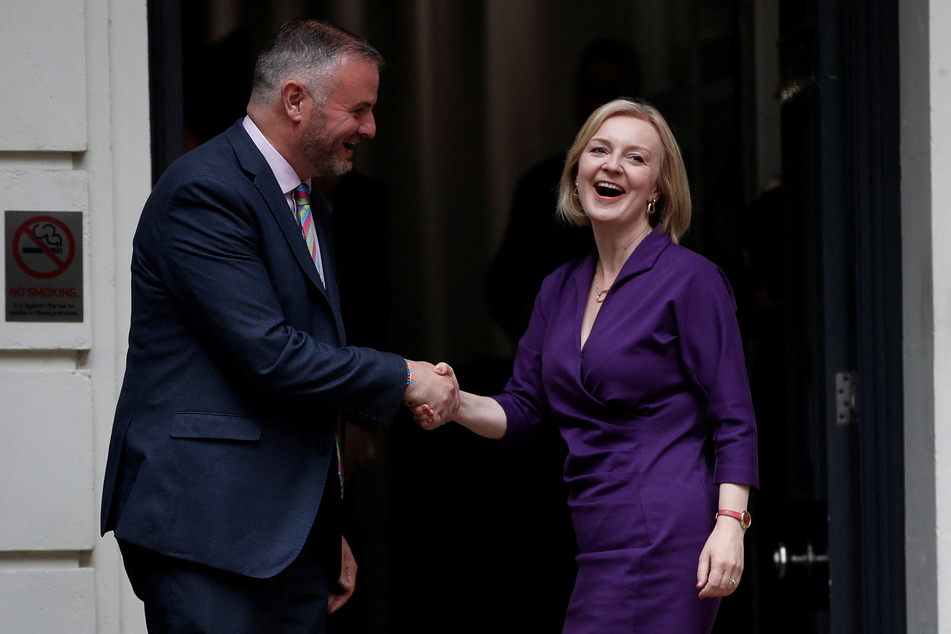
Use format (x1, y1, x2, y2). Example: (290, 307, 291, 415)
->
(741, 511, 752, 528)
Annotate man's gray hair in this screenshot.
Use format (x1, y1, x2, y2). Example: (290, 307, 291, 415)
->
(251, 19, 384, 106)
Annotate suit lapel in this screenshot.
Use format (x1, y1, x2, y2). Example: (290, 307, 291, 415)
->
(225, 121, 347, 342)
(310, 191, 347, 341)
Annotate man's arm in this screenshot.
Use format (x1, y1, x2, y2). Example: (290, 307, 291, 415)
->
(147, 170, 406, 415)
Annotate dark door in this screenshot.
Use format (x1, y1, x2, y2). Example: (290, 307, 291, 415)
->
(148, 1, 905, 631)
(748, 51, 853, 634)
(722, 1, 904, 632)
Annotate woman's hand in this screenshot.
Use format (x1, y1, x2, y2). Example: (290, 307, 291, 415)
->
(696, 516, 745, 598)
(407, 400, 438, 428)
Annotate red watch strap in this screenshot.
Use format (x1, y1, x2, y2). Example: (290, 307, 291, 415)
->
(716, 509, 751, 528)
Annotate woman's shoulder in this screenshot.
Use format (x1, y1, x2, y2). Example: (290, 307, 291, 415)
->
(660, 241, 728, 281)
(653, 241, 737, 309)
(540, 251, 593, 290)
(527, 252, 594, 315)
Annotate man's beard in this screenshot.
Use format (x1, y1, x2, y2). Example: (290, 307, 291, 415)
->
(300, 110, 352, 178)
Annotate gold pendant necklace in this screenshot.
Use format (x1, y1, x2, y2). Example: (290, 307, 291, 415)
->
(594, 265, 611, 303)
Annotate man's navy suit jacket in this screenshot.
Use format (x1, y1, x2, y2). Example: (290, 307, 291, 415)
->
(100, 120, 406, 579)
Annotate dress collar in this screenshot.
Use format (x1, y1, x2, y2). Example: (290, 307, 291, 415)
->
(582, 225, 671, 279)
(614, 225, 671, 279)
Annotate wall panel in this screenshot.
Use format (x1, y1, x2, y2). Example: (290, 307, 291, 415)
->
(0, 0, 88, 151)
(0, 370, 95, 551)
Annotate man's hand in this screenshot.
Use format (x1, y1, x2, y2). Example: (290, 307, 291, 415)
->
(404, 361, 459, 428)
(328, 536, 357, 613)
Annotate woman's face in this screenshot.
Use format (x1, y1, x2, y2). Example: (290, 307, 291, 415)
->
(576, 115, 662, 229)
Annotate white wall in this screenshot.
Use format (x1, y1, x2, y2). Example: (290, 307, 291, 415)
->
(901, 0, 949, 632)
(0, 0, 946, 631)
(0, 0, 151, 631)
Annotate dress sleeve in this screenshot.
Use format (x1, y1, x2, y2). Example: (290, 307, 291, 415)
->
(675, 260, 759, 487)
(492, 276, 555, 447)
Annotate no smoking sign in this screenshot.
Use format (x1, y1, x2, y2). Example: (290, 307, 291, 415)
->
(12, 215, 77, 279)
(5, 211, 83, 322)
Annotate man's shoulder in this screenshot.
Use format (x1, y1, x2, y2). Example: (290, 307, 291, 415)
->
(158, 122, 254, 188)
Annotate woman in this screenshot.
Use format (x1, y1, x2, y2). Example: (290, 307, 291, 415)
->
(413, 99, 758, 632)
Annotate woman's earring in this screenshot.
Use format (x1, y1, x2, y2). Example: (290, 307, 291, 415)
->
(647, 198, 657, 215)
(574, 182, 580, 199)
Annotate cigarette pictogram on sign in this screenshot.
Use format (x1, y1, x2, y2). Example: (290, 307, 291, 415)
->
(12, 216, 77, 279)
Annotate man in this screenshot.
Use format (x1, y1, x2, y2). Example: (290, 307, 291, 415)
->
(100, 19, 458, 632)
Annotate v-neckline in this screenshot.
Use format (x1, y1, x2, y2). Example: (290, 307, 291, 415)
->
(580, 287, 606, 352)
(579, 252, 606, 353)
(577, 227, 668, 353)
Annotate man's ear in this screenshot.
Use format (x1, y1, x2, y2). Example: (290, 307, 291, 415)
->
(281, 80, 307, 123)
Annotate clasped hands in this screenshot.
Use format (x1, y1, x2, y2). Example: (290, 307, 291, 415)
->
(404, 361, 458, 429)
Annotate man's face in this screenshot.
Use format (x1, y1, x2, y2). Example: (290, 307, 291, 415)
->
(300, 57, 379, 178)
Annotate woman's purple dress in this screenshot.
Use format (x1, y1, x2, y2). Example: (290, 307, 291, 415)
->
(494, 227, 759, 633)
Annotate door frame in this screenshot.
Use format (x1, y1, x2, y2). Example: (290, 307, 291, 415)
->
(144, 0, 907, 629)
(147, 0, 184, 185)
(776, 0, 904, 627)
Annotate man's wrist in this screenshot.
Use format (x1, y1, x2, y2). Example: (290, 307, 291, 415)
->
(404, 359, 413, 393)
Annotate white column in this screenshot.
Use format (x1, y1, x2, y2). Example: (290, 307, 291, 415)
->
(0, 0, 151, 631)
(901, 0, 949, 631)
(930, 0, 951, 626)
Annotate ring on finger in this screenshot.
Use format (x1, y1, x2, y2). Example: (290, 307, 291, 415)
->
(730, 578, 738, 585)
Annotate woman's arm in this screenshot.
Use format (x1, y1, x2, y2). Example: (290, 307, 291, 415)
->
(452, 389, 507, 439)
(409, 363, 508, 439)
(696, 482, 751, 598)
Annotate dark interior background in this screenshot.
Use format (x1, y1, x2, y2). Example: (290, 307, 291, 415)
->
(146, 1, 906, 632)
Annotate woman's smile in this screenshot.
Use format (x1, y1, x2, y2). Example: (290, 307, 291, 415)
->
(593, 180, 626, 198)
(577, 115, 662, 225)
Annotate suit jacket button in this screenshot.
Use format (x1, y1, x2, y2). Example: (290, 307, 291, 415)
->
(316, 442, 330, 455)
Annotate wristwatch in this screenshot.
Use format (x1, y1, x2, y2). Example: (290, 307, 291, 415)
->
(716, 509, 752, 529)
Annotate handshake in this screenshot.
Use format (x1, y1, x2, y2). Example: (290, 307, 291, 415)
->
(404, 361, 459, 430)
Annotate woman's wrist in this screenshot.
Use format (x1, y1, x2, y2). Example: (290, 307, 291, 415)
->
(715, 509, 751, 529)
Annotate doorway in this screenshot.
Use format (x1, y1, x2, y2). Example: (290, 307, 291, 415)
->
(146, 1, 905, 631)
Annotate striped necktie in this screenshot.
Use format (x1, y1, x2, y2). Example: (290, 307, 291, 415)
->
(294, 183, 323, 283)
(293, 182, 343, 498)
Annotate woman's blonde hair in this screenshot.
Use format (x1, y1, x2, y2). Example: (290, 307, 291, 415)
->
(557, 98, 691, 242)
